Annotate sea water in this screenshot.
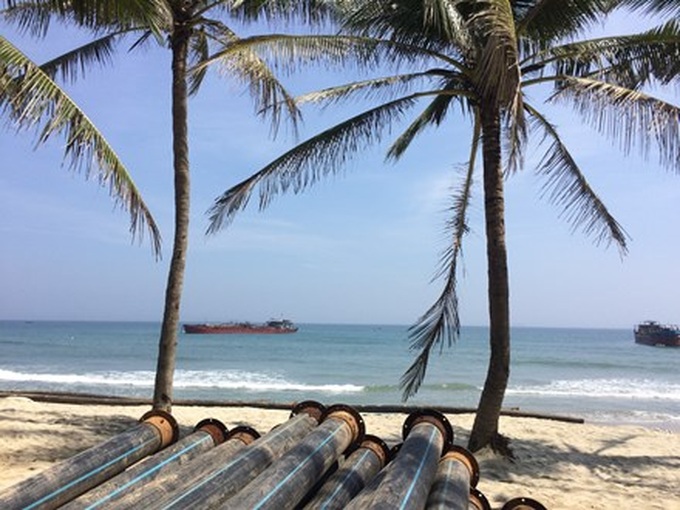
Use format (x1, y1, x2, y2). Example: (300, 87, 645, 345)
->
(0, 321, 678, 429)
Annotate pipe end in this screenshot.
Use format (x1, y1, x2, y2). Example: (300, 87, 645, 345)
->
(291, 400, 326, 423)
(402, 409, 454, 452)
(442, 444, 480, 487)
(140, 410, 180, 448)
(470, 487, 492, 510)
(322, 404, 365, 450)
(226, 425, 261, 446)
(501, 497, 547, 510)
(194, 418, 229, 445)
(357, 434, 392, 467)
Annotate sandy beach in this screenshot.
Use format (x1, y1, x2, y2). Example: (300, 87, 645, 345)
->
(0, 396, 678, 509)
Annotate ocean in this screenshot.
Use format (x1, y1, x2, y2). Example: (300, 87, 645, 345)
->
(1, 321, 678, 429)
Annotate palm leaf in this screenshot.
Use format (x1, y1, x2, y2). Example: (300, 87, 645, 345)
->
(0, 35, 162, 257)
(401, 114, 480, 400)
(525, 102, 629, 252)
(206, 93, 422, 233)
(549, 76, 680, 171)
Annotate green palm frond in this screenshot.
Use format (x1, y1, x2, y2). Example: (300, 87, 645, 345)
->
(39, 32, 123, 82)
(387, 82, 468, 160)
(524, 20, 680, 88)
(525, 103, 629, 252)
(2, 0, 172, 35)
(0, 35, 162, 257)
(550, 76, 680, 171)
(401, 114, 480, 400)
(620, 0, 680, 17)
(206, 93, 422, 233)
(515, 0, 609, 43)
(188, 28, 209, 97)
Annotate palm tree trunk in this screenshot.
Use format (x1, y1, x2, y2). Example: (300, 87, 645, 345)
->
(467, 103, 511, 452)
(152, 22, 191, 412)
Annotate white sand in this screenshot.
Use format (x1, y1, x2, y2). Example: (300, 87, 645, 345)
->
(0, 397, 678, 509)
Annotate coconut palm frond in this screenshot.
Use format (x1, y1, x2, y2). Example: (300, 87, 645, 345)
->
(188, 28, 209, 97)
(228, 0, 340, 24)
(0, 35, 162, 257)
(39, 32, 123, 82)
(295, 71, 444, 108)
(387, 83, 467, 161)
(401, 116, 480, 400)
(515, 0, 609, 42)
(550, 76, 680, 171)
(504, 90, 527, 175)
(529, 20, 680, 87)
(206, 94, 420, 233)
(2, 0, 172, 35)
(525, 103, 628, 253)
(619, 0, 680, 17)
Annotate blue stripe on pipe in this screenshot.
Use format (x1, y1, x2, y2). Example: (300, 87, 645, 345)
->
(399, 427, 439, 510)
(84, 434, 213, 509)
(24, 435, 159, 510)
(252, 426, 344, 510)
(319, 449, 372, 509)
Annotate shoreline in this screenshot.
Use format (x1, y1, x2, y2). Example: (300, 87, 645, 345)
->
(1, 394, 678, 509)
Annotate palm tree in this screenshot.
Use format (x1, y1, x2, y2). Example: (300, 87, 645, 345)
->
(207, 0, 680, 451)
(0, 34, 162, 257)
(2, 0, 345, 410)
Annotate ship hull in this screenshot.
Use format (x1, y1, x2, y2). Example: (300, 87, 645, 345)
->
(183, 323, 298, 334)
(634, 321, 680, 347)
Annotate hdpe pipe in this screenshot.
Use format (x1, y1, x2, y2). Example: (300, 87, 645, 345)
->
(223, 403, 365, 510)
(108, 424, 259, 509)
(304, 434, 391, 510)
(0, 410, 178, 510)
(62, 418, 227, 509)
(346, 409, 453, 509)
(425, 445, 479, 509)
(157, 400, 326, 509)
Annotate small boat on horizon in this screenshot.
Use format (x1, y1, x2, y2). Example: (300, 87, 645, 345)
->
(634, 321, 680, 347)
(182, 319, 298, 335)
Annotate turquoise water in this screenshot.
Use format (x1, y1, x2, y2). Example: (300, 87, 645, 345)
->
(1, 321, 678, 428)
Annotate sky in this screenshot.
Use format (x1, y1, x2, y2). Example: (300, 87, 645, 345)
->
(1, 9, 678, 328)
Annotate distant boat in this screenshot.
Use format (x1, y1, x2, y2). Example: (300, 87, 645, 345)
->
(634, 321, 680, 347)
(182, 319, 298, 335)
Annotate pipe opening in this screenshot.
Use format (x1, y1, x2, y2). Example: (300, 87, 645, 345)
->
(402, 409, 454, 452)
(194, 418, 229, 445)
(470, 487, 492, 510)
(501, 497, 548, 510)
(140, 410, 179, 447)
(322, 404, 365, 449)
(226, 425, 261, 446)
(356, 434, 392, 467)
(291, 400, 326, 423)
(442, 444, 480, 487)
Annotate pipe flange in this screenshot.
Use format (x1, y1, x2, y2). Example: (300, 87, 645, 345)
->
(402, 409, 454, 452)
(194, 418, 229, 445)
(469, 487, 492, 510)
(291, 400, 326, 423)
(140, 410, 180, 448)
(226, 425, 261, 446)
(501, 497, 547, 510)
(322, 404, 365, 449)
(358, 434, 392, 467)
(442, 444, 480, 487)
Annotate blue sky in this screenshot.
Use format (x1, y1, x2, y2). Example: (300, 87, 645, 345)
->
(1, 10, 678, 328)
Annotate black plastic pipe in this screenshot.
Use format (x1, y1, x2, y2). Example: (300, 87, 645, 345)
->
(154, 401, 326, 509)
(425, 445, 479, 510)
(0, 410, 178, 510)
(346, 409, 453, 510)
(304, 434, 390, 510)
(108, 424, 259, 509)
(223, 403, 365, 510)
(62, 418, 227, 509)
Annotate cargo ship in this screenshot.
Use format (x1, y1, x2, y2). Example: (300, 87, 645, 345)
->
(182, 319, 298, 334)
(634, 321, 680, 347)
